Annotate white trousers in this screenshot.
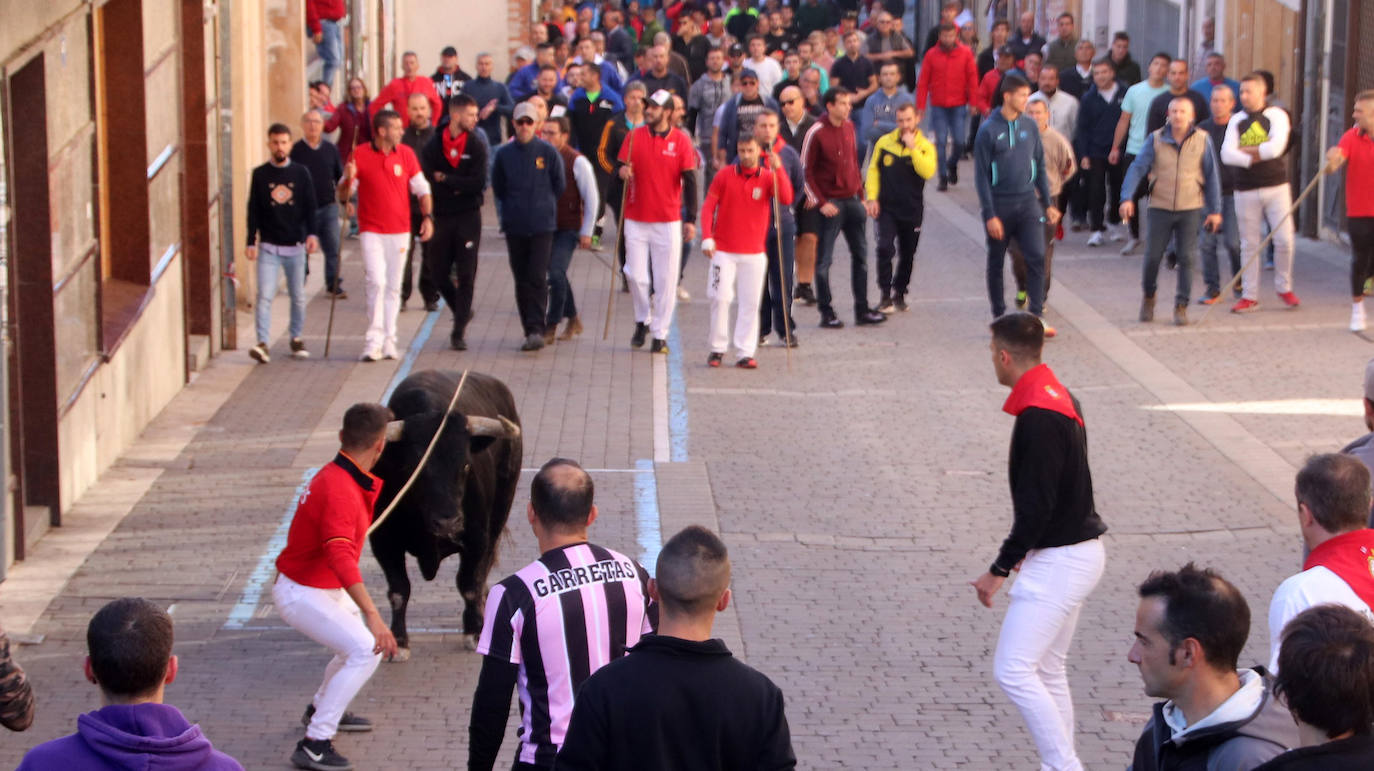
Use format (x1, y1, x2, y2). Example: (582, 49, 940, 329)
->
(359, 231, 409, 355)
(1235, 184, 1295, 300)
(624, 219, 682, 339)
(273, 574, 382, 740)
(993, 538, 1105, 771)
(707, 250, 767, 359)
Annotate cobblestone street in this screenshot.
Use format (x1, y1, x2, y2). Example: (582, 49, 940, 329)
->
(1, 178, 1366, 769)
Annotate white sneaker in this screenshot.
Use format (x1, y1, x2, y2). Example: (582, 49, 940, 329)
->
(1108, 224, 1126, 242)
(360, 349, 382, 362)
(1086, 231, 1104, 247)
(382, 343, 399, 360)
(1120, 238, 1140, 256)
(1353, 301, 1367, 332)
(677, 286, 691, 302)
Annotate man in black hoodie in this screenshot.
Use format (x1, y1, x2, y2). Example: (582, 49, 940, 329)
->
(421, 94, 488, 350)
(555, 525, 796, 770)
(1127, 564, 1296, 770)
(971, 311, 1107, 771)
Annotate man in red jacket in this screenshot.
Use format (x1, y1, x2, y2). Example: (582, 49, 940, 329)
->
(370, 51, 442, 128)
(701, 134, 793, 368)
(916, 22, 977, 190)
(274, 403, 400, 771)
(306, 0, 344, 91)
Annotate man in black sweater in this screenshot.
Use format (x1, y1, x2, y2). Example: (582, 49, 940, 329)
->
(971, 312, 1107, 771)
(421, 94, 488, 351)
(246, 123, 319, 364)
(290, 110, 345, 297)
(400, 93, 439, 311)
(555, 526, 796, 771)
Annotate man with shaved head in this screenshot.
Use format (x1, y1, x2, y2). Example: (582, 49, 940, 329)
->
(556, 526, 796, 770)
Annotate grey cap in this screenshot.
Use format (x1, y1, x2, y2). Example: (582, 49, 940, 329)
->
(513, 102, 540, 121)
(514, 46, 536, 62)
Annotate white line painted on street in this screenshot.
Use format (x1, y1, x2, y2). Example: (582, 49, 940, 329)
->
(381, 303, 444, 404)
(224, 468, 317, 629)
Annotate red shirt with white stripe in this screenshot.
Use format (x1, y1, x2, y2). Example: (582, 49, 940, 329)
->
(1340, 127, 1374, 217)
(617, 124, 697, 222)
(350, 141, 423, 234)
(701, 161, 794, 254)
(275, 454, 382, 589)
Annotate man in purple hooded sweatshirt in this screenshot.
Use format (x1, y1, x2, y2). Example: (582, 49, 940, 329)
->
(17, 597, 242, 770)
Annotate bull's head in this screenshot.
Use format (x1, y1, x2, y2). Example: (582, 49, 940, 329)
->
(385, 413, 520, 446)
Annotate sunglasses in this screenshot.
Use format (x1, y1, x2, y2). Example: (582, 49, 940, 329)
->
(515, 118, 536, 126)
(783, 98, 801, 105)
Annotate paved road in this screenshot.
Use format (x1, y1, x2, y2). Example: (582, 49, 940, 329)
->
(0, 169, 1366, 769)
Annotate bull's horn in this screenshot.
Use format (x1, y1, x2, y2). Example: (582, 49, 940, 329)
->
(385, 420, 405, 441)
(466, 414, 521, 439)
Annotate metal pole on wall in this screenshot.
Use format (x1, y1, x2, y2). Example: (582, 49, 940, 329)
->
(218, 0, 237, 350)
(0, 108, 10, 579)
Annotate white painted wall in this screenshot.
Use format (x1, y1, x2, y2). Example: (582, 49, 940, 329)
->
(395, 0, 510, 80)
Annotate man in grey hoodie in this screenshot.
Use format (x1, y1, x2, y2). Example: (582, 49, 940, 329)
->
(1127, 564, 1296, 771)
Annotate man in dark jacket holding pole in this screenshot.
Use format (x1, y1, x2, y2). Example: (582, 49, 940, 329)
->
(421, 94, 488, 351)
(493, 102, 566, 352)
(554, 526, 796, 770)
(971, 311, 1107, 771)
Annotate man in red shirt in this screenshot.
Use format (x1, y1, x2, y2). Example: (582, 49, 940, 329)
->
(701, 134, 794, 369)
(617, 89, 699, 353)
(801, 86, 886, 328)
(916, 22, 977, 189)
(369, 51, 442, 127)
(338, 110, 433, 361)
(273, 403, 400, 771)
(1327, 90, 1374, 331)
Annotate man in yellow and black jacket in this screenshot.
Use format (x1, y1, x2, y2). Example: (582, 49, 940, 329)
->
(864, 102, 937, 312)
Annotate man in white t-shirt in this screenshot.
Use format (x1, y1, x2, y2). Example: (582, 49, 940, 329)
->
(1267, 453, 1374, 673)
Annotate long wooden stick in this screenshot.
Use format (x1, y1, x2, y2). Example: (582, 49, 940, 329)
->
(604, 127, 636, 340)
(1198, 168, 1325, 325)
(770, 161, 793, 371)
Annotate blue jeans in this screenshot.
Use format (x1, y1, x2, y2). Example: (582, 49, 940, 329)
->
(986, 196, 1046, 317)
(316, 19, 342, 91)
(1199, 194, 1241, 295)
(314, 202, 341, 292)
(815, 196, 871, 317)
(927, 105, 968, 179)
(1143, 208, 1201, 306)
(256, 243, 307, 344)
(547, 230, 579, 326)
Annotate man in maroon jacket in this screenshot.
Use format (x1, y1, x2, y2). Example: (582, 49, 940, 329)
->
(800, 86, 886, 328)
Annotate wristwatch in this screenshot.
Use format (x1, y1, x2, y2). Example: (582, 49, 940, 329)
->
(988, 562, 1011, 578)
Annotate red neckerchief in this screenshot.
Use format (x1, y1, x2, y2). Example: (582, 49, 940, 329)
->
(1002, 363, 1082, 426)
(442, 128, 469, 168)
(1303, 529, 1374, 609)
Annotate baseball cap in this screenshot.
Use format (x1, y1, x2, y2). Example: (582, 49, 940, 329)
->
(514, 45, 536, 62)
(728, 42, 745, 57)
(1364, 357, 1374, 400)
(441, 45, 458, 57)
(647, 89, 673, 107)
(738, 67, 759, 82)
(513, 102, 540, 122)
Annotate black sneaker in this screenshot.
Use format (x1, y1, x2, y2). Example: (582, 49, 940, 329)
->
(249, 342, 270, 363)
(937, 178, 949, 192)
(783, 334, 800, 348)
(947, 163, 958, 185)
(855, 310, 887, 326)
(794, 283, 817, 306)
(893, 294, 909, 312)
(450, 328, 467, 350)
(707, 352, 723, 367)
(631, 322, 648, 348)
(819, 311, 844, 329)
(301, 704, 373, 733)
(424, 301, 439, 312)
(291, 737, 353, 770)
(650, 338, 669, 354)
(736, 357, 757, 369)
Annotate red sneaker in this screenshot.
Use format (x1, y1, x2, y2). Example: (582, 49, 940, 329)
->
(735, 357, 758, 369)
(1231, 298, 1260, 313)
(1277, 291, 1301, 308)
(707, 352, 723, 368)
(1042, 323, 1058, 339)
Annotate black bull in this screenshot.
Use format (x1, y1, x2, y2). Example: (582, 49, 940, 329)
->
(369, 370, 522, 652)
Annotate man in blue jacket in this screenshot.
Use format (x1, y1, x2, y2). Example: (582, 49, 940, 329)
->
(1074, 59, 1127, 247)
(493, 102, 566, 351)
(18, 598, 243, 770)
(974, 74, 1061, 336)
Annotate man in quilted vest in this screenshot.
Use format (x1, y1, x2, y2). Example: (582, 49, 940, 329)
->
(1120, 97, 1222, 326)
